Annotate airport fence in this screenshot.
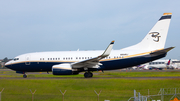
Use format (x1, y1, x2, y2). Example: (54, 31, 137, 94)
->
(0, 88, 180, 101)
(128, 88, 180, 101)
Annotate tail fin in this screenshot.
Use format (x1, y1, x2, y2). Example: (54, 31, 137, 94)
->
(167, 59, 171, 65)
(122, 13, 172, 51)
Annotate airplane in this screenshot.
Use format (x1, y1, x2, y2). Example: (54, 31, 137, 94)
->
(148, 59, 172, 70)
(5, 13, 174, 78)
(134, 59, 172, 70)
(171, 60, 180, 69)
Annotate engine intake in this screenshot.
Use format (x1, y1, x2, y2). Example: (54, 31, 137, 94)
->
(52, 63, 73, 75)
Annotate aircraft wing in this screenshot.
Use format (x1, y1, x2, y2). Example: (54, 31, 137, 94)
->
(71, 41, 114, 69)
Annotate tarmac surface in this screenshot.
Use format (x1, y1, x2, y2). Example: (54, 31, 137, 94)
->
(1, 69, 180, 79)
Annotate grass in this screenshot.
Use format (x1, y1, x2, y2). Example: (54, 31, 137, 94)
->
(99, 70, 180, 77)
(1, 79, 180, 101)
(0, 69, 180, 101)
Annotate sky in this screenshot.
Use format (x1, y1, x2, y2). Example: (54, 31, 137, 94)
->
(0, 0, 180, 59)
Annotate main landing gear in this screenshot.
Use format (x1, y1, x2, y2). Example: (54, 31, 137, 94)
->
(84, 72, 93, 78)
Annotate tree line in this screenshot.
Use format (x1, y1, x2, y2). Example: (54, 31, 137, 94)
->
(0, 57, 12, 69)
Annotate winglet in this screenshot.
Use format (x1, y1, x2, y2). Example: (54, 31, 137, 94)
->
(101, 40, 115, 58)
(163, 13, 172, 15)
(110, 40, 115, 44)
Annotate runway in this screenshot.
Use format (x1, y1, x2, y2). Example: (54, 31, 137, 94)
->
(1, 69, 180, 79)
(0, 76, 180, 80)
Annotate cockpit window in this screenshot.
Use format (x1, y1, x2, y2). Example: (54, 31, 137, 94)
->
(13, 58, 19, 61)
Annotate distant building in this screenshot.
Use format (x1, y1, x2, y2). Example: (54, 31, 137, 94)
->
(0, 60, 3, 68)
(0, 58, 12, 68)
(0, 62, 4, 68)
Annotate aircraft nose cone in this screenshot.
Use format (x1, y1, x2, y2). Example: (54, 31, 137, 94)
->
(5, 61, 12, 68)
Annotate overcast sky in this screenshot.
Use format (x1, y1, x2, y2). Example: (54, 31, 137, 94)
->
(0, 0, 180, 59)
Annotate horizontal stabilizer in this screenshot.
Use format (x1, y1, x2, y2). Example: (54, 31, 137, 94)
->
(150, 47, 174, 56)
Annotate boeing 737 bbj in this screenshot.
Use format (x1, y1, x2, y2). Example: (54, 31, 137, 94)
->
(5, 13, 174, 78)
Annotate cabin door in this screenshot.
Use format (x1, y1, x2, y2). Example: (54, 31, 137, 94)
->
(25, 55, 31, 65)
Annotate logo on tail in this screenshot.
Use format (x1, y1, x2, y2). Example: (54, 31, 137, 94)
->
(149, 32, 161, 42)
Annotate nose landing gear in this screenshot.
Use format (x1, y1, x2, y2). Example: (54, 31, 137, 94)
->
(23, 73, 27, 78)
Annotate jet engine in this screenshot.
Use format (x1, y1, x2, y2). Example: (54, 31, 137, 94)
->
(52, 63, 79, 75)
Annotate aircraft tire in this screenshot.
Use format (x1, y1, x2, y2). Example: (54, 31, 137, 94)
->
(84, 72, 93, 78)
(84, 72, 89, 78)
(90, 72, 93, 77)
(23, 74, 27, 78)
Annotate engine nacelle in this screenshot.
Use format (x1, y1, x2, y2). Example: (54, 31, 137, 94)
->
(52, 63, 73, 75)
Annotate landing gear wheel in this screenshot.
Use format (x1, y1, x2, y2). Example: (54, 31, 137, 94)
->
(90, 72, 93, 77)
(84, 72, 93, 78)
(23, 74, 27, 78)
(84, 72, 88, 78)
